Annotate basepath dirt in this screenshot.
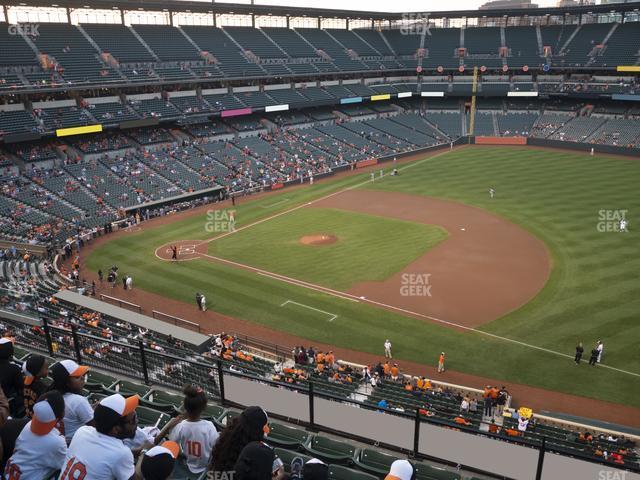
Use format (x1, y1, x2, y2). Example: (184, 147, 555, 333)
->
(65, 146, 640, 428)
(313, 190, 551, 328)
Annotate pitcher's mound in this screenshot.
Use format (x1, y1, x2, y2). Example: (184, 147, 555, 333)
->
(299, 234, 338, 246)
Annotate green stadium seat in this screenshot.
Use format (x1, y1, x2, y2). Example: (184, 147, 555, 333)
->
(273, 448, 312, 472)
(413, 462, 461, 480)
(104, 380, 151, 397)
(303, 435, 357, 464)
(13, 346, 29, 360)
(202, 403, 226, 422)
(328, 464, 379, 480)
(87, 392, 107, 404)
(85, 371, 118, 392)
(217, 409, 239, 429)
(352, 448, 399, 475)
(141, 389, 183, 414)
(266, 422, 310, 449)
(137, 406, 171, 429)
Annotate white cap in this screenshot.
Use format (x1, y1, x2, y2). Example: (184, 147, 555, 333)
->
(99, 393, 139, 416)
(385, 459, 414, 480)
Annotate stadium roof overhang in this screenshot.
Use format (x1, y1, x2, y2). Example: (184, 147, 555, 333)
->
(4, 0, 640, 21)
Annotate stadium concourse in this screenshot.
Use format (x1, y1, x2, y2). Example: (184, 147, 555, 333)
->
(1, 0, 640, 478)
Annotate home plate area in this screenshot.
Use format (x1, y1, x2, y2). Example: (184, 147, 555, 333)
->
(155, 240, 207, 261)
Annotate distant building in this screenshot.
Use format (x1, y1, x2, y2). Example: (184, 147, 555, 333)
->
(556, 0, 596, 6)
(479, 0, 538, 9)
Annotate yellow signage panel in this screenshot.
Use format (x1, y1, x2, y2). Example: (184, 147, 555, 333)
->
(56, 124, 103, 137)
(370, 94, 391, 101)
(617, 66, 640, 73)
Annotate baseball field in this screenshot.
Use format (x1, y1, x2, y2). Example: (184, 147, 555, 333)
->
(85, 146, 640, 411)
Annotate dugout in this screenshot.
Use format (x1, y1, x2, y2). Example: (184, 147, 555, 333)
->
(54, 289, 211, 353)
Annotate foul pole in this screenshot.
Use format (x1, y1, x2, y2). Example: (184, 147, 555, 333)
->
(469, 66, 479, 136)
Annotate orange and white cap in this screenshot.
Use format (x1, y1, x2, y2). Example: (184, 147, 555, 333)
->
(22, 354, 46, 386)
(51, 359, 89, 381)
(99, 393, 140, 417)
(385, 460, 414, 480)
(141, 441, 180, 479)
(31, 393, 65, 435)
(146, 441, 180, 459)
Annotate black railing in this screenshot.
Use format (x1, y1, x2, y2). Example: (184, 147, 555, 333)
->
(21, 317, 638, 477)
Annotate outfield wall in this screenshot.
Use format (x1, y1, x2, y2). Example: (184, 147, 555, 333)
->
(476, 136, 527, 145)
(527, 138, 640, 157)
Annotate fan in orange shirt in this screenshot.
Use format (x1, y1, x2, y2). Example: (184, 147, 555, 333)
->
(454, 416, 471, 426)
(325, 351, 335, 366)
(437, 352, 445, 373)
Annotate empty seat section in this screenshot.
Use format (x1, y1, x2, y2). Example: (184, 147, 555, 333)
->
(181, 26, 265, 77)
(463, 27, 503, 68)
(32, 23, 116, 84)
(505, 26, 542, 67)
(81, 24, 155, 63)
(132, 25, 200, 62)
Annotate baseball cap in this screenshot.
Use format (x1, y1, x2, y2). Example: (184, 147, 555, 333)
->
(31, 391, 65, 435)
(50, 359, 89, 383)
(141, 441, 180, 480)
(0, 337, 14, 359)
(303, 458, 329, 480)
(385, 460, 414, 480)
(234, 441, 276, 480)
(23, 354, 46, 386)
(241, 406, 270, 436)
(98, 393, 140, 417)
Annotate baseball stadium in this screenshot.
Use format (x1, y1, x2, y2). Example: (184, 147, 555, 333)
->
(0, 0, 638, 478)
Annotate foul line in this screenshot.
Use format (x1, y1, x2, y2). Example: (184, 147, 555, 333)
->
(162, 147, 637, 379)
(202, 149, 451, 245)
(197, 252, 640, 378)
(281, 300, 338, 322)
(199, 252, 358, 303)
(260, 198, 290, 209)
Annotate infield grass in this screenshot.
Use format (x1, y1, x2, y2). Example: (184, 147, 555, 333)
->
(86, 147, 640, 408)
(210, 208, 447, 290)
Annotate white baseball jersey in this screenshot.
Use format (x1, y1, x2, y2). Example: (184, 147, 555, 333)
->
(5, 423, 67, 480)
(59, 426, 134, 480)
(62, 393, 94, 443)
(169, 419, 219, 474)
(517, 418, 529, 432)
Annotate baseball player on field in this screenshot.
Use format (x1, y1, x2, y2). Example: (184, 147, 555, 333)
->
(4, 391, 67, 480)
(60, 393, 139, 480)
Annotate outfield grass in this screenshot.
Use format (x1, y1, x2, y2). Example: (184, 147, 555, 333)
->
(210, 208, 447, 290)
(86, 147, 640, 408)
